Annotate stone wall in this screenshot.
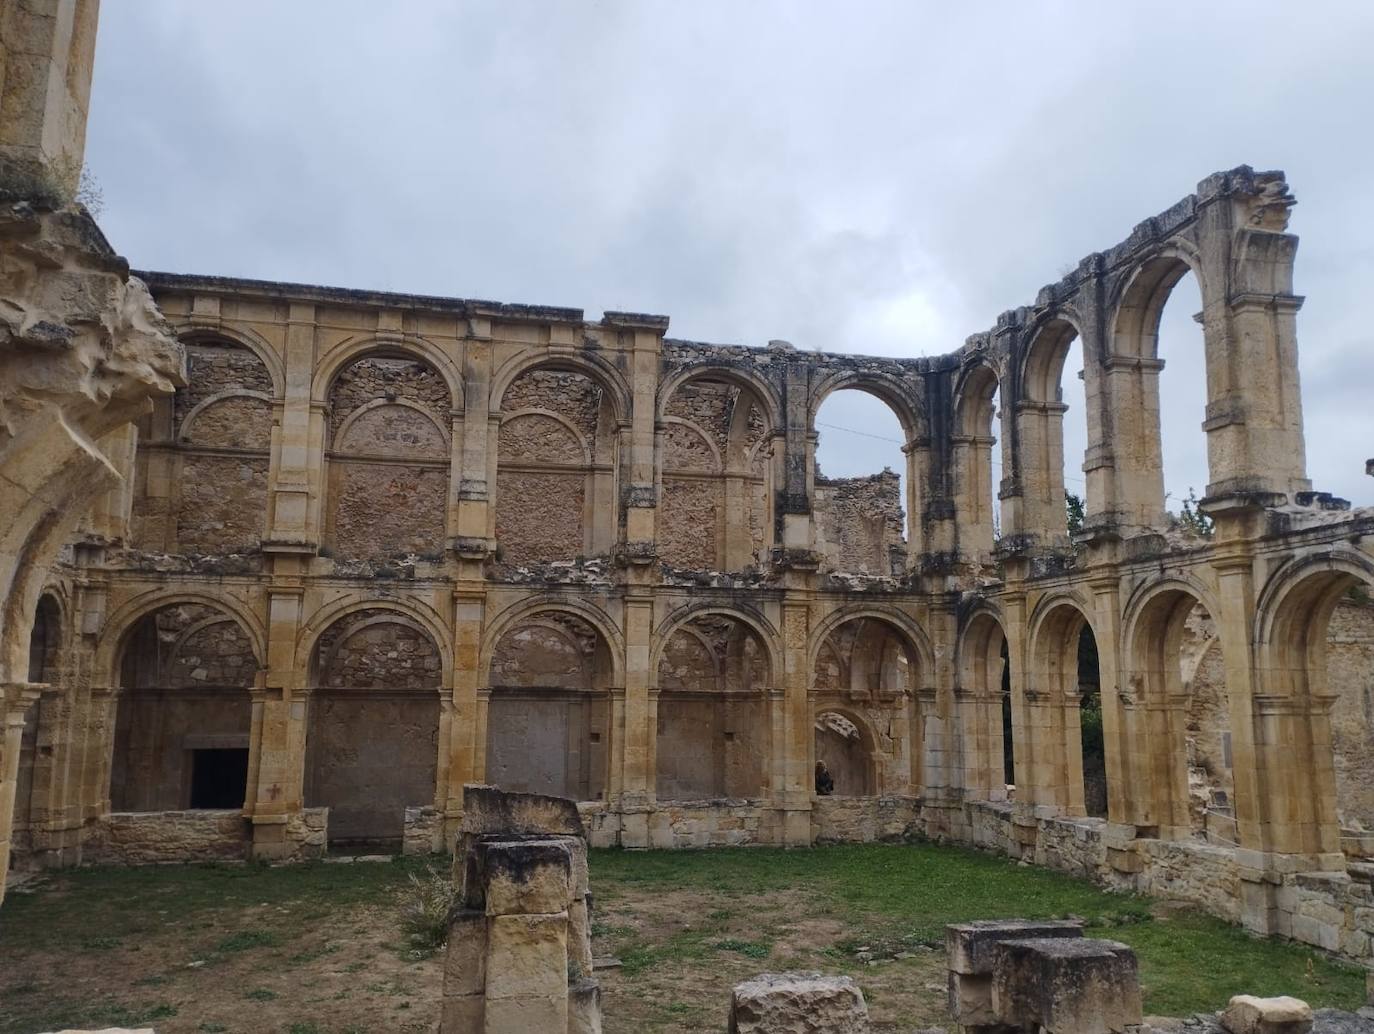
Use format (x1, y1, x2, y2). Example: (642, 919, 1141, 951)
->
(85, 810, 251, 864)
(813, 470, 904, 575)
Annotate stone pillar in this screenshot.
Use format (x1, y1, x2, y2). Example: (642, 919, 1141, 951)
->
(1012, 399, 1069, 545)
(0, 685, 42, 887)
(619, 591, 654, 847)
(441, 786, 601, 1034)
(779, 596, 814, 845)
(449, 585, 487, 837)
(0, 0, 99, 187)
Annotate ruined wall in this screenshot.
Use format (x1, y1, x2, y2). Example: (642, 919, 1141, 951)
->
(495, 369, 603, 567)
(327, 356, 450, 561)
(1327, 597, 1374, 830)
(813, 470, 904, 576)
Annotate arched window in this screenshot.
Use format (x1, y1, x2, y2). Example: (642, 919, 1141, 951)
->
(957, 611, 1010, 801)
(110, 604, 256, 812)
(324, 355, 452, 562)
(305, 610, 442, 846)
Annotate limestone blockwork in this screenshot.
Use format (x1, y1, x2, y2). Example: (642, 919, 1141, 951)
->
(5, 163, 1374, 959)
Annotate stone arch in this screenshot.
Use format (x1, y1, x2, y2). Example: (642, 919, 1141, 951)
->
(658, 370, 774, 571)
(1109, 244, 1208, 362)
(957, 606, 1012, 800)
(97, 590, 266, 687)
(313, 335, 464, 411)
(808, 605, 933, 679)
(143, 334, 276, 555)
(653, 608, 775, 800)
(1121, 579, 1216, 838)
(480, 597, 625, 689)
(297, 595, 453, 687)
(483, 606, 616, 802)
(493, 359, 622, 565)
(333, 397, 450, 457)
(177, 389, 275, 444)
(490, 352, 631, 428)
(109, 600, 260, 813)
(808, 371, 923, 442)
(173, 324, 285, 401)
(304, 606, 444, 846)
(809, 608, 927, 798)
(323, 348, 454, 561)
(651, 603, 781, 686)
(658, 365, 784, 437)
(1106, 243, 1208, 527)
(952, 359, 1003, 557)
(814, 706, 879, 797)
(1015, 314, 1090, 539)
(1027, 594, 1102, 818)
(499, 409, 594, 466)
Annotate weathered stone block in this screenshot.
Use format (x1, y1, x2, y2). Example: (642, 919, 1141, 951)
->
(946, 918, 1084, 975)
(483, 994, 569, 1033)
(438, 993, 485, 1033)
(569, 978, 603, 1034)
(1221, 995, 1315, 1034)
(485, 912, 570, 1001)
(990, 937, 1141, 1034)
(444, 909, 488, 996)
(466, 837, 572, 916)
(728, 972, 869, 1033)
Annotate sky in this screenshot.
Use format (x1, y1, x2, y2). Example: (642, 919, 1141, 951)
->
(86, 1, 1374, 523)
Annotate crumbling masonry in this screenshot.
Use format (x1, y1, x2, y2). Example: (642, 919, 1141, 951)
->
(3, 0, 1374, 969)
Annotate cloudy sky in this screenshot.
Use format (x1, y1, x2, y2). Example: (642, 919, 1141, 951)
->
(87, 1, 1374, 520)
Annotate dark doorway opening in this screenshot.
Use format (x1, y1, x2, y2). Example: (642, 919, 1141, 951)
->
(189, 748, 248, 809)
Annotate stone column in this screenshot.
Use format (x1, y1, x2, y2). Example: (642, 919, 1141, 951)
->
(1013, 399, 1070, 545)
(0, 684, 42, 894)
(618, 592, 654, 847)
(449, 584, 487, 838)
(779, 596, 813, 845)
(1100, 356, 1166, 531)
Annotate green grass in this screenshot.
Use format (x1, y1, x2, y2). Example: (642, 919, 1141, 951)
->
(0, 843, 1365, 1027)
(591, 842, 1366, 1015)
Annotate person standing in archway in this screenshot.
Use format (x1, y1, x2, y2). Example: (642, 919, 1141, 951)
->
(815, 760, 835, 795)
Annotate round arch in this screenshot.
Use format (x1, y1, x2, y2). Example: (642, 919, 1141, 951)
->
(489, 351, 631, 428)
(480, 596, 626, 688)
(807, 604, 934, 680)
(332, 397, 451, 452)
(650, 603, 782, 687)
(1027, 590, 1098, 662)
(1121, 572, 1221, 659)
(952, 359, 1001, 436)
(658, 364, 784, 434)
(1019, 313, 1085, 405)
(97, 590, 267, 687)
(808, 370, 923, 442)
(312, 334, 464, 410)
(173, 323, 286, 401)
(659, 415, 724, 473)
(813, 704, 881, 796)
(1255, 551, 1374, 654)
(298, 595, 453, 686)
(499, 408, 596, 465)
(1108, 242, 1209, 361)
(178, 389, 275, 442)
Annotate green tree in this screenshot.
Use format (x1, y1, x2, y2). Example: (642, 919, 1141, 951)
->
(1065, 491, 1085, 536)
(1175, 487, 1214, 539)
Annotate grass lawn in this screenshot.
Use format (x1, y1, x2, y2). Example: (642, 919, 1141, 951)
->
(0, 842, 1364, 1033)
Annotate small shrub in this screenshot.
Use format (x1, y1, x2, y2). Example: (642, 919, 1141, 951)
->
(399, 865, 453, 952)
